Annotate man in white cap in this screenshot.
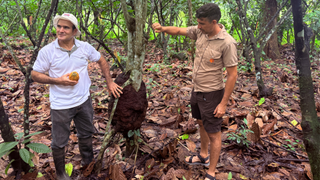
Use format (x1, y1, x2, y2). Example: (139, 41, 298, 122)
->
(31, 13, 123, 179)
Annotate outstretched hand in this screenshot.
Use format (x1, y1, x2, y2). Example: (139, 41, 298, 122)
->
(108, 82, 123, 98)
(152, 23, 164, 33)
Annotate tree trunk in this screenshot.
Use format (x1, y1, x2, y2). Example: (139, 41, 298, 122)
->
(292, 0, 320, 179)
(0, 98, 30, 177)
(119, 0, 148, 157)
(263, 0, 280, 60)
(187, 0, 195, 62)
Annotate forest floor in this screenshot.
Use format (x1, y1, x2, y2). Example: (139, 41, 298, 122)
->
(0, 37, 320, 180)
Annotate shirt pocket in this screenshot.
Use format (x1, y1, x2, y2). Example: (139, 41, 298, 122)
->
(71, 56, 88, 69)
(203, 50, 222, 67)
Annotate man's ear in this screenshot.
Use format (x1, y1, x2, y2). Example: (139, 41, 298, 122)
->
(212, 20, 217, 24)
(73, 29, 78, 35)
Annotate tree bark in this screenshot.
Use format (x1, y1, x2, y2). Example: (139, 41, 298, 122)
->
(263, 0, 280, 60)
(0, 98, 30, 177)
(292, 0, 320, 179)
(187, 0, 195, 62)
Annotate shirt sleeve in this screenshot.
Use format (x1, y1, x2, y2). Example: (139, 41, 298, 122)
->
(186, 26, 198, 40)
(86, 43, 101, 62)
(222, 42, 238, 67)
(33, 49, 50, 73)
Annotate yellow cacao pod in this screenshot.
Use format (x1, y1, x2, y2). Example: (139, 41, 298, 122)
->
(69, 71, 79, 81)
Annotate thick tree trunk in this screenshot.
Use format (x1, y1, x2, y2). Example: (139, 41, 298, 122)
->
(263, 0, 280, 60)
(292, 0, 320, 179)
(118, 0, 148, 158)
(0, 98, 30, 177)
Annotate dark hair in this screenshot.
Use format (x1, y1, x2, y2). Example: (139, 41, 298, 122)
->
(196, 3, 221, 23)
(72, 25, 76, 30)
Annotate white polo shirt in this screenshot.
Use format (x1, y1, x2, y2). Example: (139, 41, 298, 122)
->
(33, 39, 101, 110)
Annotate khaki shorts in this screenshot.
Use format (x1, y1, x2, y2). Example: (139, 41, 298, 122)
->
(191, 89, 224, 133)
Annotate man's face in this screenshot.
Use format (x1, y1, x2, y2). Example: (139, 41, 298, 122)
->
(56, 19, 77, 42)
(197, 18, 214, 35)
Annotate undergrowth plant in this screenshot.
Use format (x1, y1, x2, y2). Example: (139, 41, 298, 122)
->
(227, 118, 253, 147)
(0, 131, 51, 174)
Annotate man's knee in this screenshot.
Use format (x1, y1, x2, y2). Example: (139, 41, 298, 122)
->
(207, 131, 221, 142)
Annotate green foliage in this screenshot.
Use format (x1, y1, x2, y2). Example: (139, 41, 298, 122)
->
(228, 172, 233, 180)
(179, 134, 189, 140)
(258, 97, 265, 106)
(128, 129, 141, 138)
(227, 125, 253, 147)
(0, 131, 51, 173)
(65, 163, 73, 177)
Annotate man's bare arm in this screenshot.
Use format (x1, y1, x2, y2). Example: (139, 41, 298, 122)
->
(97, 56, 122, 98)
(31, 70, 77, 86)
(213, 66, 237, 118)
(152, 23, 187, 36)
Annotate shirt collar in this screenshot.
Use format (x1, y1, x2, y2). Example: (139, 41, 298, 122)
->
(206, 24, 226, 40)
(54, 38, 81, 49)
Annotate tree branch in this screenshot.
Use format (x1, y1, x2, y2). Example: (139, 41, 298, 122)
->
(80, 24, 124, 72)
(257, 0, 289, 41)
(14, 0, 36, 47)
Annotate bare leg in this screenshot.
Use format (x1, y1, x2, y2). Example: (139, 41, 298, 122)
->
(205, 131, 221, 179)
(185, 119, 210, 163)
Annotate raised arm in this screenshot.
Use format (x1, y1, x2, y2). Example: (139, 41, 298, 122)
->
(152, 23, 187, 36)
(31, 70, 78, 86)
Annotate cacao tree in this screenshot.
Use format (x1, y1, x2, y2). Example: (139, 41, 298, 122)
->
(292, 0, 320, 178)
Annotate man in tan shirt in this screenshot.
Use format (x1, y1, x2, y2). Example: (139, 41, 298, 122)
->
(152, 3, 237, 180)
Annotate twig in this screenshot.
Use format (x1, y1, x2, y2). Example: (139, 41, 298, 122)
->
(261, 138, 308, 159)
(178, 139, 190, 151)
(94, 79, 132, 174)
(276, 158, 309, 162)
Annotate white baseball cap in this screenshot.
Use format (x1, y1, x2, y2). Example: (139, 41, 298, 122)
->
(53, 13, 81, 36)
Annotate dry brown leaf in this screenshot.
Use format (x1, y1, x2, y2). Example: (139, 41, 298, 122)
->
(145, 158, 155, 171)
(222, 116, 229, 126)
(247, 122, 261, 143)
(278, 168, 290, 177)
(174, 169, 187, 178)
(186, 140, 196, 152)
(263, 119, 277, 135)
(255, 118, 264, 128)
(109, 164, 126, 180)
(246, 112, 255, 128)
(83, 160, 95, 177)
(177, 146, 189, 163)
(302, 162, 313, 180)
(228, 124, 238, 132)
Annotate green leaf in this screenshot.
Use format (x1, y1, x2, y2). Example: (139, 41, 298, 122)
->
(243, 118, 248, 125)
(65, 163, 73, 177)
(37, 172, 44, 178)
(26, 143, 51, 153)
(179, 134, 189, 140)
(24, 131, 43, 139)
(22, 138, 33, 144)
(258, 98, 265, 106)
(134, 129, 141, 137)
(0, 142, 19, 158)
(5, 159, 14, 175)
(14, 132, 24, 140)
(128, 130, 134, 137)
(228, 172, 232, 180)
(19, 148, 31, 164)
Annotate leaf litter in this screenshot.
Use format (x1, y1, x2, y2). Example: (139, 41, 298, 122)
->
(0, 39, 319, 179)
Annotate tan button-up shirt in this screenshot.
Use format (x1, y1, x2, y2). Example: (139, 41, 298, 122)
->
(187, 24, 238, 92)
